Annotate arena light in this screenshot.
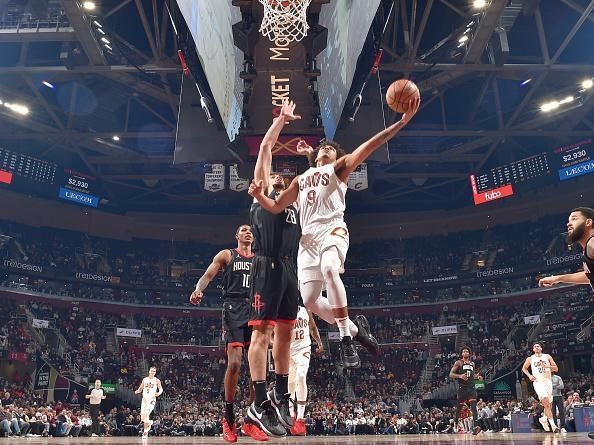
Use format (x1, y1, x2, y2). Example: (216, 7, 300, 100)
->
(93, 20, 102, 27)
(473, 0, 487, 8)
(42, 80, 55, 89)
(520, 78, 532, 86)
(112, 135, 120, 141)
(4, 102, 30, 115)
(96, 28, 106, 35)
(582, 79, 593, 90)
(458, 35, 469, 43)
(100, 37, 110, 44)
(83, 1, 96, 11)
(104, 44, 113, 51)
(540, 101, 559, 113)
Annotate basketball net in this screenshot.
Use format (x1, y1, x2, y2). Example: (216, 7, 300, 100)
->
(259, 0, 312, 43)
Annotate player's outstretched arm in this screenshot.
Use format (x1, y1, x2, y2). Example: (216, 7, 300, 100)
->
(248, 176, 299, 214)
(254, 100, 301, 190)
(190, 250, 232, 305)
(334, 98, 420, 181)
(538, 271, 589, 287)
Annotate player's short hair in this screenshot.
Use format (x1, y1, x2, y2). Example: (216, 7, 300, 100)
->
(460, 345, 472, 354)
(236, 224, 250, 236)
(149, 366, 157, 371)
(571, 207, 594, 220)
(533, 341, 543, 348)
(308, 140, 347, 167)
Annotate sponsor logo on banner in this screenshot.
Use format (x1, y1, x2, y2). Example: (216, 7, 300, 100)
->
(476, 266, 514, 278)
(58, 187, 99, 208)
(32, 319, 50, 329)
(473, 184, 514, 205)
(545, 253, 582, 266)
(75, 272, 112, 283)
(432, 325, 458, 336)
(348, 163, 368, 191)
(549, 320, 579, 331)
(423, 275, 459, 283)
(229, 165, 248, 192)
(3, 259, 43, 273)
(523, 315, 541, 325)
(204, 164, 225, 192)
(88, 383, 116, 395)
(116, 328, 142, 338)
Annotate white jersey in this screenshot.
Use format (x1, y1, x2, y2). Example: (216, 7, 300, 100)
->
(530, 354, 552, 382)
(297, 163, 347, 233)
(291, 307, 311, 354)
(142, 377, 159, 400)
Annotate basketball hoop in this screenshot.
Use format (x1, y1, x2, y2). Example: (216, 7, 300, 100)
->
(259, 0, 312, 43)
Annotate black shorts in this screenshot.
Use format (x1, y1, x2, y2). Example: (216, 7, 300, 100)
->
(222, 298, 251, 348)
(457, 387, 478, 404)
(248, 255, 299, 327)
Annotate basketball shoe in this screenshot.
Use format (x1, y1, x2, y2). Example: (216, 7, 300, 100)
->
(353, 314, 380, 356)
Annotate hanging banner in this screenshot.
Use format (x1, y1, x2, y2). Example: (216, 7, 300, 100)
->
(348, 163, 368, 191)
(34, 356, 87, 403)
(204, 164, 225, 192)
(431, 325, 458, 336)
(116, 327, 142, 338)
(524, 315, 541, 325)
(229, 165, 248, 192)
(32, 319, 50, 329)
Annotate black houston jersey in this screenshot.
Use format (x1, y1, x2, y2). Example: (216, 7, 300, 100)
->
(457, 360, 476, 390)
(584, 234, 594, 290)
(221, 249, 254, 299)
(250, 191, 300, 259)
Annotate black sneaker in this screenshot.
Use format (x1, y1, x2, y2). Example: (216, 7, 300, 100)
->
(472, 426, 481, 435)
(247, 400, 286, 437)
(268, 389, 294, 429)
(353, 314, 380, 356)
(340, 336, 360, 368)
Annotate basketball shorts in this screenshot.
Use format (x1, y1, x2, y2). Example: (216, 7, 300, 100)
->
(533, 380, 553, 401)
(248, 255, 299, 327)
(222, 298, 251, 348)
(140, 398, 156, 422)
(288, 347, 311, 397)
(298, 220, 349, 283)
(457, 387, 478, 404)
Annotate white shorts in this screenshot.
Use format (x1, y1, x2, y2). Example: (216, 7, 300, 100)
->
(298, 221, 349, 283)
(533, 380, 553, 401)
(141, 398, 156, 422)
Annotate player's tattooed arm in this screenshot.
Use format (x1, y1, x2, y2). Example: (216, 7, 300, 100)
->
(190, 250, 232, 305)
(334, 97, 420, 181)
(248, 176, 299, 214)
(449, 361, 466, 381)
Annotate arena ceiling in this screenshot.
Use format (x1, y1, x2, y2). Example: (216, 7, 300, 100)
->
(0, 0, 592, 215)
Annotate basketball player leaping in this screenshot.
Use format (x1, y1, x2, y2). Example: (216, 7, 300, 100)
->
(246, 100, 302, 438)
(249, 97, 420, 367)
(522, 342, 559, 433)
(537, 206, 594, 440)
(288, 305, 322, 436)
(449, 346, 482, 435)
(134, 366, 163, 437)
(189, 225, 267, 442)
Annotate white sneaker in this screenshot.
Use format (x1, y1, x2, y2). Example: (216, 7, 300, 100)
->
(560, 428, 567, 433)
(539, 416, 551, 432)
(91, 433, 98, 437)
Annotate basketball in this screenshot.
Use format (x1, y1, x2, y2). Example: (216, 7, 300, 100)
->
(386, 79, 420, 113)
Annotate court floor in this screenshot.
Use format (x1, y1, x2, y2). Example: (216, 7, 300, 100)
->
(16, 432, 592, 444)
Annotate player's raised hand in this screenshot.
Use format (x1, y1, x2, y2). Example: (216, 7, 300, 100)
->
(400, 97, 421, 125)
(189, 289, 203, 305)
(296, 139, 313, 155)
(279, 99, 301, 122)
(538, 276, 559, 287)
(248, 179, 265, 198)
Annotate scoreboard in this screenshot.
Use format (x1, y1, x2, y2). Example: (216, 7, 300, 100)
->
(0, 146, 101, 208)
(470, 139, 593, 206)
(553, 139, 593, 181)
